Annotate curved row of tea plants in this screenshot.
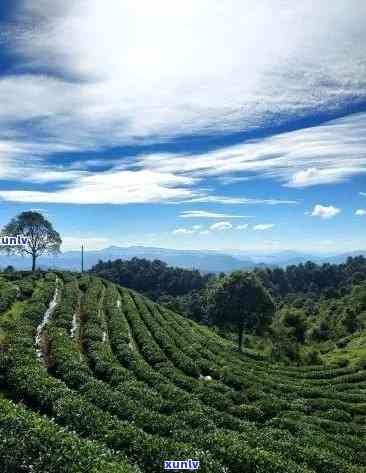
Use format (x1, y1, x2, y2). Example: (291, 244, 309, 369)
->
(0, 271, 365, 472)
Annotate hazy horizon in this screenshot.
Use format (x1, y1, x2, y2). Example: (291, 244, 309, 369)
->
(59, 242, 365, 256)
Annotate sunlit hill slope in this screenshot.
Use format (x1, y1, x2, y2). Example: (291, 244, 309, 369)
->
(0, 271, 365, 472)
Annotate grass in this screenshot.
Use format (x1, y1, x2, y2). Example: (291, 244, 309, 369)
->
(0, 299, 27, 399)
(0, 301, 26, 345)
(322, 332, 366, 367)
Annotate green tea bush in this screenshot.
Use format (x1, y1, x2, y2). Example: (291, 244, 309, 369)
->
(1, 272, 366, 472)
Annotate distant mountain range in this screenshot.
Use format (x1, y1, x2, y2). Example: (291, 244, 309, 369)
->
(0, 245, 365, 273)
(230, 249, 366, 266)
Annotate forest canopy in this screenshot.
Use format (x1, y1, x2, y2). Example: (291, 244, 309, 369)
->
(91, 257, 212, 300)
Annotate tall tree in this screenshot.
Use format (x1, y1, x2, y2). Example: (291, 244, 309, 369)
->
(211, 271, 275, 351)
(0, 211, 62, 271)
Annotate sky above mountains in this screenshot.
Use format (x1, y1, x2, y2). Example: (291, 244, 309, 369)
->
(0, 0, 366, 253)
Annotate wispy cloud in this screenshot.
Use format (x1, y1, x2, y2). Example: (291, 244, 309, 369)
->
(253, 224, 275, 230)
(182, 196, 297, 205)
(311, 204, 341, 219)
(0, 150, 297, 205)
(172, 228, 195, 235)
(0, 169, 199, 204)
(135, 112, 366, 188)
(0, 139, 81, 182)
(355, 209, 366, 215)
(180, 210, 253, 219)
(1, 0, 366, 209)
(210, 222, 233, 231)
(2, 99, 365, 207)
(216, 176, 251, 185)
(2, 1, 366, 151)
(290, 168, 350, 187)
(236, 224, 249, 230)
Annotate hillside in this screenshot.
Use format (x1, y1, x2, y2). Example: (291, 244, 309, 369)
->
(0, 271, 366, 472)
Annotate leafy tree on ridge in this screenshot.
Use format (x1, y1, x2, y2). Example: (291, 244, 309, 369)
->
(0, 211, 62, 271)
(210, 271, 275, 351)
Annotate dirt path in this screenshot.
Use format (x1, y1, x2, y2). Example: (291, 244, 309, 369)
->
(35, 278, 60, 365)
(71, 306, 78, 338)
(70, 288, 83, 362)
(117, 295, 135, 351)
(127, 324, 135, 351)
(98, 287, 110, 345)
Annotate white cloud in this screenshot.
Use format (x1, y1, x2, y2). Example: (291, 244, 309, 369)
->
(217, 176, 251, 185)
(199, 230, 211, 235)
(0, 143, 296, 205)
(172, 228, 195, 235)
(0, 169, 199, 204)
(311, 204, 341, 219)
(192, 225, 202, 230)
(292, 168, 320, 186)
(355, 209, 366, 215)
(253, 224, 275, 230)
(135, 112, 366, 189)
(0, 139, 81, 183)
(1, 0, 366, 150)
(361, 192, 366, 197)
(0, 148, 297, 205)
(182, 196, 297, 205)
(290, 167, 348, 187)
(27, 169, 86, 184)
(210, 221, 233, 231)
(180, 210, 253, 218)
(236, 224, 249, 230)
(0, 0, 365, 208)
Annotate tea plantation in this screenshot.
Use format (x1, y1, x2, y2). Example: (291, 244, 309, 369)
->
(0, 271, 365, 472)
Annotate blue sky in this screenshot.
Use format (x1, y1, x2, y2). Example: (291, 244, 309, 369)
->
(0, 0, 366, 253)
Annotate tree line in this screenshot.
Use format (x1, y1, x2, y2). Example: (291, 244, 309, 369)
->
(90, 255, 366, 354)
(91, 257, 212, 299)
(254, 257, 366, 300)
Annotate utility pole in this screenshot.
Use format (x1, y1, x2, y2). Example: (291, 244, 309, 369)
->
(81, 244, 84, 273)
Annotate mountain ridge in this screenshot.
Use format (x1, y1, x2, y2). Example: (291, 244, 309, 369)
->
(0, 244, 365, 272)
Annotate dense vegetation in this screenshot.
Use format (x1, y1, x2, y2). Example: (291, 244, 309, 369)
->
(255, 256, 366, 299)
(266, 281, 366, 365)
(152, 257, 366, 365)
(0, 270, 366, 472)
(91, 257, 212, 299)
(210, 271, 275, 351)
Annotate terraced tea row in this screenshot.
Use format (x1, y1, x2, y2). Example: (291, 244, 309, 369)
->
(0, 272, 365, 472)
